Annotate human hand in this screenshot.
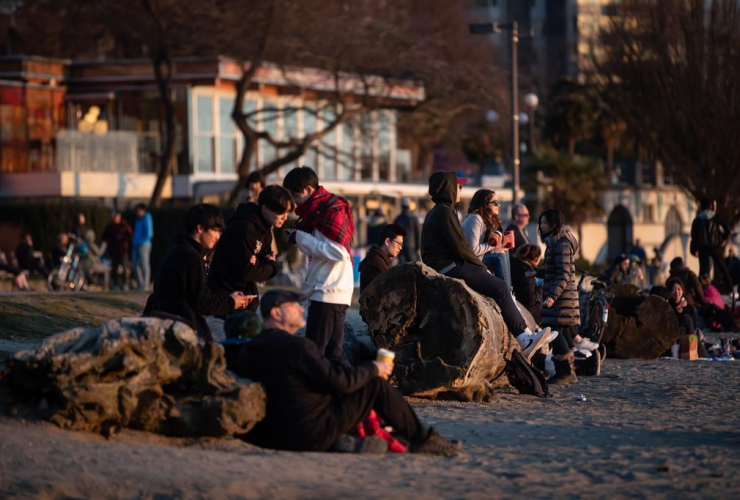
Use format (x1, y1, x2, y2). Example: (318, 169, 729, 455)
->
(489, 233, 502, 247)
(505, 232, 515, 247)
(249, 255, 257, 266)
(265, 253, 276, 262)
(231, 292, 254, 310)
(373, 361, 394, 380)
(543, 297, 555, 308)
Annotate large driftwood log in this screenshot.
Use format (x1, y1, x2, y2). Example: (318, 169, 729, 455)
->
(360, 262, 516, 398)
(597, 285, 678, 359)
(0, 318, 266, 437)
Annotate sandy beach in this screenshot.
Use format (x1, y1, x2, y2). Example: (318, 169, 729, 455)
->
(1, 298, 739, 499)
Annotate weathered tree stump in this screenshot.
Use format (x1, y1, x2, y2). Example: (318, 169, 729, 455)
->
(598, 285, 678, 359)
(360, 262, 515, 398)
(0, 318, 266, 437)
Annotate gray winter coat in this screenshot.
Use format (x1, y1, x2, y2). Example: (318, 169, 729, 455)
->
(541, 226, 580, 327)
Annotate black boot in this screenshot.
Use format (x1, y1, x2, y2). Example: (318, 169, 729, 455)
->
(549, 353, 578, 385)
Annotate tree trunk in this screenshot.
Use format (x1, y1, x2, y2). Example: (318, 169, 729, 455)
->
(359, 262, 529, 399)
(229, 69, 259, 206)
(149, 54, 177, 208)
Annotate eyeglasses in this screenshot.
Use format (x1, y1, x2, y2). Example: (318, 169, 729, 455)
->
(391, 240, 404, 248)
(516, 212, 531, 218)
(486, 200, 501, 207)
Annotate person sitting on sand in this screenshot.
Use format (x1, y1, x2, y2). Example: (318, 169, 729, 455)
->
(143, 204, 251, 341)
(420, 171, 554, 360)
(358, 223, 406, 293)
(230, 289, 462, 456)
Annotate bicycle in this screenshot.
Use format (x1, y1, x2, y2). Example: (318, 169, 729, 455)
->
(47, 234, 88, 292)
(575, 264, 615, 361)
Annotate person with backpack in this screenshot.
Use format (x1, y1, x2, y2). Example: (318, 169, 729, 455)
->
(419, 171, 554, 361)
(691, 198, 733, 294)
(539, 208, 594, 385)
(283, 166, 355, 366)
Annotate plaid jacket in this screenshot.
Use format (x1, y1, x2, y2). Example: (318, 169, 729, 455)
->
(295, 186, 355, 254)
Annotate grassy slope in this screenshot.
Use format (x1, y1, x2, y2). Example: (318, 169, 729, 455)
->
(0, 292, 149, 358)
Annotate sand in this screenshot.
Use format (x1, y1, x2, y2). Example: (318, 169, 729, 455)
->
(1, 309, 739, 499)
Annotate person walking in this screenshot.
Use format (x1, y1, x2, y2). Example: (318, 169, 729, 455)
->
(132, 203, 154, 291)
(691, 198, 734, 294)
(393, 198, 421, 264)
(539, 208, 595, 385)
(283, 166, 355, 366)
(461, 188, 512, 290)
(420, 171, 553, 360)
(102, 211, 133, 290)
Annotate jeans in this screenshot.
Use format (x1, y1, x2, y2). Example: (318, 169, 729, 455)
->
(305, 301, 350, 366)
(132, 243, 152, 290)
(445, 262, 528, 336)
(484, 251, 511, 291)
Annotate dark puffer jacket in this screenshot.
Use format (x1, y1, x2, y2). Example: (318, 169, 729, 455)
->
(541, 226, 580, 327)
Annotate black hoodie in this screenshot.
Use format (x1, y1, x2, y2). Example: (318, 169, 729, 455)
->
(358, 245, 392, 293)
(420, 172, 485, 272)
(207, 202, 278, 309)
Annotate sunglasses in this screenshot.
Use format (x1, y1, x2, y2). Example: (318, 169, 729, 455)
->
(486, 200, 501, 207)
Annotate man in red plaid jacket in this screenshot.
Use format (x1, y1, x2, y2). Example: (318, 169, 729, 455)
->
(284, 166, 356, 366)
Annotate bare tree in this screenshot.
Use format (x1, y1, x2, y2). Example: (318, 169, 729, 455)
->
(598, 0, 740, 224)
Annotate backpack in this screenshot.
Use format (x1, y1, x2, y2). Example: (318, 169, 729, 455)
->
(504, 349, 550, 398)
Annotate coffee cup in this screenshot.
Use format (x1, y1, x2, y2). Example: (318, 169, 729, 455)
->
(376, 348, 395, 363)
(504, 230, 515, 249)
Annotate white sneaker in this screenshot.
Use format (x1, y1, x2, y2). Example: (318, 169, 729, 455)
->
(516, 327, 552, 360)
(544, 354, 555, 376)
(573, 337, 599, 351)
(578, 348, 593, 358)
(545, 330, 559, 343)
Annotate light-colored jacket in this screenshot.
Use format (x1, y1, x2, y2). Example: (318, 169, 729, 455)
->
(461, 213, 503, 259)
(296, 229, 354, 306)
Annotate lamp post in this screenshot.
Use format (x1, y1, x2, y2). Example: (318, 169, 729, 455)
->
(470, 22, 530, 204)
(524, 92, 539, 155)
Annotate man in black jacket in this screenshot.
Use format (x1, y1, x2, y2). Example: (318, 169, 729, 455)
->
(690, 198, 733, 293)
(420, 171, 553, 359)
(208, 185, 294, 312)
(143, 204, 251, 341)
(232, 289, 461, 456)
(358, 223, 406, 293)
(505, 203, 531, 252)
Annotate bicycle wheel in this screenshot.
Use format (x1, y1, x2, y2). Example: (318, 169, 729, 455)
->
(47, 265, 67, 291)
(69, 266, 86, 292)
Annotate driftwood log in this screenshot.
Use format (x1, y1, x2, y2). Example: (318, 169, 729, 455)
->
(0, 318, 266, 437)
(597, 284, 678, 359)
(360, 262, 523, 399)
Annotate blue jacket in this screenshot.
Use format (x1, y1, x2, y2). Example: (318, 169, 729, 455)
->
(133, 213, 154, 247)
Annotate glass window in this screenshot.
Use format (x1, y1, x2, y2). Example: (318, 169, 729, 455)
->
(303, 105, 318, 171)
(219, 137, 235, 173)
(195, 95, 215, 172)
(378, 112, 391, 180)
(197, 95, 213, 133)
(359, 114, 373, 180)
(197, 136, 213, 173)
(321, 107, 337, 180)
(220, 97, 234, 135)
(339, 119, 355, 181)
(261, 101, 279, 168)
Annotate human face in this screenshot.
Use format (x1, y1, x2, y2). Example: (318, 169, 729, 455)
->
(514, 207, 530, 227)
(136, 208, 145, 219)
(619, 259, 630, 272)
(112, 213, 122, 224)
(273, 301, 306, 333)
(385, 237, 403, 258)
(261, 206, 290, 228)
(670, 283, 684, 303)
(291, 187, 313, 206)
(484, 195, 500, 217)
(197, 226, 222, 251)
(455, 183, 462, 203)
(248, 182, 263, 199)
(539, 218, 551, 235)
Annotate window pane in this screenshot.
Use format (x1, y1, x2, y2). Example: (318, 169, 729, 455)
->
(339, 120, 354, 181)
(197, 136, 213, 172)
(219, 137, 235, 173)
(322, 107, 337, 180)
(378, 112, 390, 180)
(243, 99, 258, 127)
(262, 101, 279, 166)
(360, 114, 373, 180)
(220, 97, 234, 135)
(303, 106, 318, 170)
(197, 96, 213, 133)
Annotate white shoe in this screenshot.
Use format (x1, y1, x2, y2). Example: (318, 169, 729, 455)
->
(544, 354, 555, 376)
(577, 348, 593, 358)
(545, 329, 559, 343)
(516, 327, 552, 360)
(573, 337, 599, 351)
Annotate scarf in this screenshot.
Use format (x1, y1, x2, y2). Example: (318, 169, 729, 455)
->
(295, 186, 355, 255)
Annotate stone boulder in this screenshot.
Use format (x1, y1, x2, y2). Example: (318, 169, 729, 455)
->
(0, 317, 266, 437)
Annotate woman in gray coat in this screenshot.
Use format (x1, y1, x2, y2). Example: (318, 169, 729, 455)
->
(539, 209, 597, 384)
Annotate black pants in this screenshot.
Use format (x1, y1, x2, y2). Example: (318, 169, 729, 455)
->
(545, 324, 577, 356)
(312, 378, 428, 451)
(306, 301, 349, 366)
(699, 247, 734, 293)
(446, 263, 527, 336)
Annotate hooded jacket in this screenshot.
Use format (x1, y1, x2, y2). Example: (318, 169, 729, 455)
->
(541, 225, 580, 326)
(420, 172, 485, 272)
(358, 245, 392, 293)
(207, 202, 278, 309)
(143, 235, 234, 341)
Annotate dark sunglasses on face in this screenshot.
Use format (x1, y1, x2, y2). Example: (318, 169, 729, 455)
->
(486, 200, 501, 207)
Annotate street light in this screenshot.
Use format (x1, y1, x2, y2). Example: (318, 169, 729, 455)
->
(470, 22, 532, 205)
(524, 92, 539, 155)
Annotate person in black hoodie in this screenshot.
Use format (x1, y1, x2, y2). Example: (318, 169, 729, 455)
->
(232, 289, 461, 456)
(420, 171, 553, 359)
(143, 204, 251, 341)
(510, 244, 543, 324)
(208, 185, 294, 312)
(690, 197, 733, 293)
(358, 223, 406, 293)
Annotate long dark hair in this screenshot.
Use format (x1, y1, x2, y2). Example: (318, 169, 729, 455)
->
(538, 208, 564, 239)
(515, 244, 542, 264)
(468, 189, 503, 237)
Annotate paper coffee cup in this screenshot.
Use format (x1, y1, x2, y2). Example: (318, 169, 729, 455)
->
(376, 348, 395, 363)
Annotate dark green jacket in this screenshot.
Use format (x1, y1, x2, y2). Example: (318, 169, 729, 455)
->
(420, 172, 485, 272)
